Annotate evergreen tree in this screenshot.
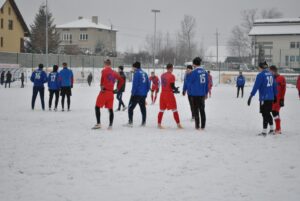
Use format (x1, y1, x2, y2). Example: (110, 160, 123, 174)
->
(29, 4, 60, 53)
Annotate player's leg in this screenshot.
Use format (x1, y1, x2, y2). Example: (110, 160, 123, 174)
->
(54, 90, 59, 110)
(31, 87, 38, 110)
(39, 87, 45, 110)
(199, 96, 206, 129)
(92, 106, 102, 129)
(138, 96, 147, 126)
(188, 95, 195, 120)
(154, 90, 158, 103)
(151, 90, 154, 103)
(61, 92, 65, 111)
(108, 109, 114, 128)
(241, 86, 244, 98)
(128, 96, 138, 125)
(49, 90, 54, 110)
(192, 96, 200, 129)
(116, 92, 121, 111)
(272, 111, 281, 134)
(237, 87, 240, 98)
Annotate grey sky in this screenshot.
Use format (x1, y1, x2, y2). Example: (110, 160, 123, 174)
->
(16, 0, 300, 52)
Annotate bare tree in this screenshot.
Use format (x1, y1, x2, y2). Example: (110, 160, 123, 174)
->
(261, 8, 283, 19)
(227, 26, 250, 57)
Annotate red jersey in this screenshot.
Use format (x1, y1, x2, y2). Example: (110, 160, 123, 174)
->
(150, 75, 160, 88)
(275, 75, 286, 100)
(208, 74, 213, 89)
(297, 75, 300, 90)
(161, 72, 175, 93)
(100, 66, 123, 91)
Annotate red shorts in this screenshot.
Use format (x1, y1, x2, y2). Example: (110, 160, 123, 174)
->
(272, 100, 281, 112)
(151, 86, 159, 92)
(96, 91, 114, 109)
(160, 92, 177, 110)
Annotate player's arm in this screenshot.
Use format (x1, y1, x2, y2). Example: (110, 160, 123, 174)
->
(30, 71, 35, 82)
(248, 74, 262, 106)
(205, 73, 209, 97)
(70, 71, 74, 88)
(131, 72, 139, 95)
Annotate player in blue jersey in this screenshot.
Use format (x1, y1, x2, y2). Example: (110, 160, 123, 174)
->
(30, 64, 47, 110)
(247, 61, 278, 136)
(48, 65, 60, 111)
(59, 62, 73, 111)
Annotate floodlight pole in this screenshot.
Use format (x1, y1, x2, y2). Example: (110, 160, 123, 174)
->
(45, 0, 49, 68)
(151, 9, 160, 72)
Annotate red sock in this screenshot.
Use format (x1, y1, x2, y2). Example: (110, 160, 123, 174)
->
(158, 112, 164, 124)
(151, 94, 154, 102)
(275, 118, 281, 131)
(154, 94, 157, 103)
(173, 111, 180, 124)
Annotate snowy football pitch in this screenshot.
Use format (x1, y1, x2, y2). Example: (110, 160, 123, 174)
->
(0, 83, 299, 201)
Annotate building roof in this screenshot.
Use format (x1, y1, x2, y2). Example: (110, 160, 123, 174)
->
(1, 0, 30, 36)
(249, 18, 300, 36)
(57, 18, 117, 31)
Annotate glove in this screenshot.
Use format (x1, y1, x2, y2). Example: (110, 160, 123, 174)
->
(273, 96, 277, 103)
(173, 87, 180, 94)
(151, 89, 154, 92)
(247, 96, 252, 106)
(280, 99, 284, 107)
(182, 91, 186, 96)
(113, 89, 118, 94)
(71, 85, 73, 89)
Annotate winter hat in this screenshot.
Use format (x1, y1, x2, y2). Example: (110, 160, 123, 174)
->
(269, 65, 278, 73)
(38, 64, 44, 69)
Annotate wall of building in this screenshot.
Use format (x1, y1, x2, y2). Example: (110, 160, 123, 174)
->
(0, 0, 26, 53)
(254, 35, 300, 68)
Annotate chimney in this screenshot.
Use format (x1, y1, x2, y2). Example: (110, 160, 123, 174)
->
(78, 16, 83, 20)
(92, 16, 98, 24)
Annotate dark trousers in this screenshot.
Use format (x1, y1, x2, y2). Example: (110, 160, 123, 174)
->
(260, 101, 273, 129)
(21, 80, 24, 88)
(49, 90, 59, 109)
(188, 95, 195, 119)
(95, 106, 114, 126)
(61, 94, 71, 110)
(117, 91, 125, 110)
(128, 96, 146, 124)
(5, 81, 11, 88)
(32, 86, 45, 110)
(237, 86, 244, 98)
(191, 96, 206, 129)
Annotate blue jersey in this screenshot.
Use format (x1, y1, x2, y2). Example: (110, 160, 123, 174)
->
(236, 75, 245, 87)
(59, 67, 73, 87)
(48, 72, 60, 90)
(183, 73, 192, 95)
(30, 69, 47, 87)
(250, 69, 278, 101)
(189, 67, 209, 96)
(131, 69, 150, 96)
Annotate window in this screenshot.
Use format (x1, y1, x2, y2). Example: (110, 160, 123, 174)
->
(0, 19, 3, 29)
(0, 37, 3, 47)
(1, 7, 3, 14)
(290, 42, 296, 49)
(297, 56, 300, 62)
(285, 56, 289, 66)
(8, 20, 13, 30)
(62, 33, 72, 41)
(290, 56, 295, 62)
(297, 42, 300, 49)
(8, 7, 11, 15)
(79, 33, 88, 41)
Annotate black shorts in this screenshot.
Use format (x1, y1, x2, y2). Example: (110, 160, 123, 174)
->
(260, 100, 273, 113)
(61, 87, 72, 96)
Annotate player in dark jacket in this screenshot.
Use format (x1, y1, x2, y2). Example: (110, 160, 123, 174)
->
(48, 65, 60, 111)
(182, 65, 194, 120)
(247, 61, 278, 136)
(59, 62, 73, 111)
(30, 64, 47, 110)
(87, 73, 93, 86)
(115, 66, 127, 111)
(236, 71, 246, 98)
(0, 71, 4, 86)
(20, 73, 25, 88)
(5, 71, 12, 88)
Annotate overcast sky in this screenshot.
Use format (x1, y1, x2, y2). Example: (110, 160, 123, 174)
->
(16, 0, 300, 52)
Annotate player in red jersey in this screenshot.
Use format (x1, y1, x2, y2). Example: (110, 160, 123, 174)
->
(158, 64, 183, 129)
(297, 75, 300, 100)
(269, 65, 286, 134)
(208, 71, 213, 98)
(149, 71, 160, 104)
(92, 59, 124, 130)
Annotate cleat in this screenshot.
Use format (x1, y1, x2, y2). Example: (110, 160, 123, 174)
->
(177, 124, 183, 129)
(123, 123, 133, 128)
(115, 109, 120, 112)
(122, 106, 127, 111)
(92, 124, 101, 129)
(158, 124, 165, 129)
(62, 109, 64, 112)
(268, 130, 275, 135)
(275, 130, 282, 135)
(54, 108, 57, 112)
(258, 132, 267, 137)
(107, 126, 113, 130)
(140, 123, 146, 127)
(49, 108, 52, 111)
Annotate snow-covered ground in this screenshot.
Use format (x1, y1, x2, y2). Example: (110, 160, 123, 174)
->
(0, 82, 300, 201)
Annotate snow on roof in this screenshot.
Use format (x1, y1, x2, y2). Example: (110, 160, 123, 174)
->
(249, 24, 300, 36)
(57, 18, 117, 31)
(255, 18, 300, 24)
(0, 0, 5, 8)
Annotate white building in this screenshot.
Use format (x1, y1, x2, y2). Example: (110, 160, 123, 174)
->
(249, 18, 300, 69)
(56, 16, 117, 56)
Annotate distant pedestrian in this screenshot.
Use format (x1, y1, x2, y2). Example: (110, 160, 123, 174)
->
(59, 62, 73, 111)
(87, 73, 93, 86)
(48, 65, 60, 111)
(20, 73, 25, 88)
(5, 71, 12, 88)
(115, 66, 127, 111)
(236, 71, 246, 98)
(297, 75, 300, 100)
(30, 64, 47, 110)
(0, 71, 5, 86)
(182, 65, 195, 120)
(208, 71, 213, 98)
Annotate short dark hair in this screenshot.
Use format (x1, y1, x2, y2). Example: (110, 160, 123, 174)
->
(269, 65, 278, 72)
(166, 63, 173, 69)
(38, 64, 44, 69)
(118, 65, 124, 71)
(259, 61, 268, 69)
(208, 70, 211, 73)
(62, 62, 67, 67)
(193, 57, 202, 66)
(133, 61, 141, 69)
(104, 59, 111, 66)
(53, 65, 58, 72)
(186, 65, 193, 70)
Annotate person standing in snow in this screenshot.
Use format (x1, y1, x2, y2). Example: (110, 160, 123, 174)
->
(115, 66, 126, 111)
(59, 62, 73, 111)
(149, 71, 160, 104)
(0, 71, 5, 86)
(30, 64, 47, 110)
(269, 65, 286, 134)
(208, 71, 213, 98)
(236, 71, 246, 98)
(5, 71, 12, 88)
(247, 61, 278, 136)
(87, 73, 93, 86)
(125, 61, 150, 127)
(182, 65, 195, 120)
(48, 65, 60, 111)
(20, 72, 25, 88)
(297, 75, 300, 100)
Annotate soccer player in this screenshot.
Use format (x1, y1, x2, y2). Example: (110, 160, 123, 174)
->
(125, 61, 150, 127)
(158, 64, 182, 129)
(30, 64, 47, 110)
(208, 71, 213, 98)
(48, 65, 60, 111)
(269, 65, 286, 134)
(189, 57, 209, 130)
(236, 71, 246, 98)
(59, 62, 73, 111)
(92, 59, 124, 129)
(247, 62, 278, 136)
(115, 66, 127, 111)
(297, 75, 300, 100)
(182, 65, 194, 120)
(149, 71, 160, 104)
